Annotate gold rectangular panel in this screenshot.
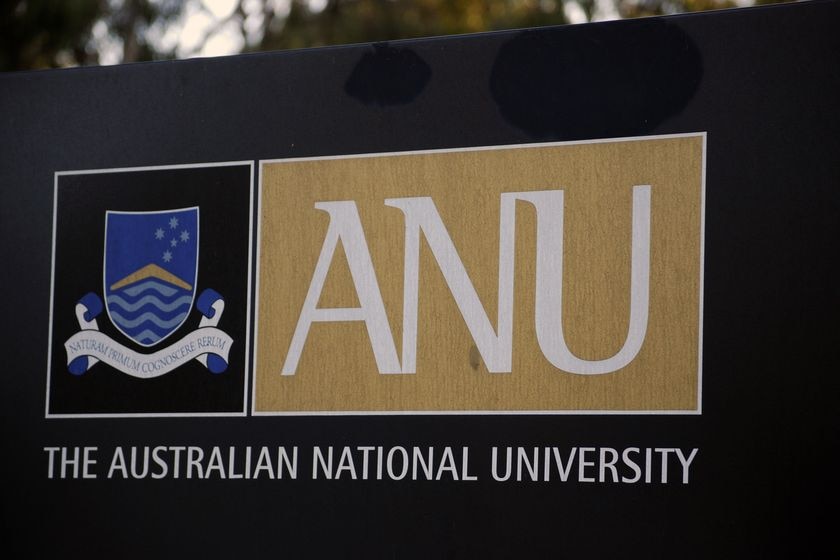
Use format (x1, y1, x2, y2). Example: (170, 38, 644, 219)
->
(254, 134, 705, 413)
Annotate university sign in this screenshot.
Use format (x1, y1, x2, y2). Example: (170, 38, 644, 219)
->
(5, 2, 838, 556)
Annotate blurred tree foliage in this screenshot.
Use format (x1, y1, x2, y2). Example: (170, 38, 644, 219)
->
(1, 0, 792, 72)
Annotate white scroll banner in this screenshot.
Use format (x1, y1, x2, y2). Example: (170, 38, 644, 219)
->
(64, 327, 233, 378)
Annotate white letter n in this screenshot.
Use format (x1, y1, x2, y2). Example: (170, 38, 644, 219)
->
(385, 196, 516, 373)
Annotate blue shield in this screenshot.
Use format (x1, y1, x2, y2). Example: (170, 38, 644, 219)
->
(104, 208, 199, 347)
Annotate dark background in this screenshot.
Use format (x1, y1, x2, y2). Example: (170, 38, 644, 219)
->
(2, 1, 838, 557)
(49, 165, 252, 414)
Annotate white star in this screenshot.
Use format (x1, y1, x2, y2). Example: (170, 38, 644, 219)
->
(163, 250, 172, 263)
(180, 230, 190, 242)
(169, 216, 179, 229)
(170, 238, 178, 247)
(155, 228, 165, 240)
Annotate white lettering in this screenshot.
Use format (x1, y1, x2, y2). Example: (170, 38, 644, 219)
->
(283, 187, 650, 376)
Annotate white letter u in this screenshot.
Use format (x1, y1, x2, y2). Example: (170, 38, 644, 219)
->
(519, 186, 651, 375)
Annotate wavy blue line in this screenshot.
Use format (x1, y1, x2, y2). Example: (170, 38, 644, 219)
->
(134, 329, 162, 344)
(106, 294, 193, 313)
(110, 310, 188, 330)
(120, 280, 180, 298)
(108, 304, 188, 323)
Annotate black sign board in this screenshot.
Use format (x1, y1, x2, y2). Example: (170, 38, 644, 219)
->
(2, 1, 838, 556)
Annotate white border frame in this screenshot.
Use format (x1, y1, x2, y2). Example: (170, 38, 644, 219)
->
(45, 161, 255, 419)
(252, 132, 706, 416)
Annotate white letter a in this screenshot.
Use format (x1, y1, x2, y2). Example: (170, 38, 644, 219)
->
(281, 201, 401, 375)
